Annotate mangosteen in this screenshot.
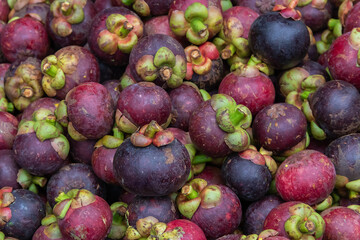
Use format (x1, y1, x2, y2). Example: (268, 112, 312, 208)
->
(0, 112, 18, 150)
(112, 0, 173, 17)
(113, 121, 191, 196)
(0, 150, 21, 189)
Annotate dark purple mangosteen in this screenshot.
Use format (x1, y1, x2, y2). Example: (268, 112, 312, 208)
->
(128, 34, 187, 89)
(68, 137, 96, 165)
(11, 3, 50, 25)
(102, 79, 121, 110)
(0, 187, 46, 240)
(112, 0, 173, 17)
(113, 121, 191, 196)
(0, 112, 18, 150)
(19, 97, 59, 125)
(0, 150, 21, 189)
(46, 163, 107, 207)
(126, 195, 179, 227)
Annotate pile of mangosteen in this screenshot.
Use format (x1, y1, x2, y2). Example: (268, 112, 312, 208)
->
(1, 0, 360, 239)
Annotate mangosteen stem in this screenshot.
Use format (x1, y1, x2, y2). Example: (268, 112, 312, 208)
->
(113, 127, 124, 140)
(43, 62, 58, 78)
(159, 66, 173, 81)
(192, 154, 213, 165)
(61, 1, 72, 16)
(20, 87, 34, 98)
(299, 220, 315, 233)
(119, 21, 134, 38)
(190, 49, 204, 65)
(181, 185, 199, 200)
(144, 120, 162, 138)
(190, 19, 207, 37)
(300, 90, 312, 100)
(221, 44, 236, 60)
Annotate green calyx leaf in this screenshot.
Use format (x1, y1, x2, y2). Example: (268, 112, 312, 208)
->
(135, 55, 158, 82)
(154, 47, 176, 68)
(185, 2, 208, 23)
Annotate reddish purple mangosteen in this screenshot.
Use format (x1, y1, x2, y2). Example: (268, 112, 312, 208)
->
(32, 215, 63, 240)
(55, 82, 114, 141)
(0, 0, 9, 22)
(40, 45, 100, 100)
(19, 97, 59, 124)
(320, 206, 360, 239)
(102, 79, 121, 110)
(195, 165, 225, 185)
(94, 0, 114, 12)
(113, 121, 191, 196)
(68, 137, 97, 165)
(168, 0, 223, 45)
(112, 0, 174, 17)
(0, 112, 18, 150)
(0, 187, 46, 240)
(0, 16, 49, 63)
(46, 0, 97, 48)
(326, 29, 360, 89)
(263, 201, 326, 239)
(143, 15, 186, 46)
(166, 127, 192, 146)
(344, 2, 360, 32)
(116, 82, 172, 134)
(53, 189, 112, 240)
(91, 127, 123, 184)
(213, 6, 259, 63)
(128, 34, 187, 89)
(126, 195, 179, 227)
(176, 179, 242, 239)
(189, 94, 252, 158)
(218, 65, 275, 116)
(88, 7, 143, 66)
(276, 150, 336, 205)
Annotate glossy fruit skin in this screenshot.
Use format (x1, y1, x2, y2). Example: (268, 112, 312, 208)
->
(46, 163, 107, 207)
(309, 80, 360, 139)
(12, 3, 50, 25)
(252, 103, 307, 153)
(218, 71, 275, 116)
(263, 201, 302, 237)
(102, 79, 121, 110)
(325, 133, 360, 181)
(126, 196, 179, 227)
(196, 166, 225, 185)
(169, 83, 203, 131)
(0, 17, 49, 63)
(321, 206, 360, 240)
(58, 195, 112, 240)
(0, 112, 18, 150)
(13, 132, 68, 176)
(222, 152, 272, 202)
(326, 32, 360, 89)
(190, 185, 242, 239)
(276, 150, 336, 205)
(0, 0, 9, 22)
(117, 82, 172, 127)
(0, 150, 21, 189)
(143, 15, 186, 46)
(46, 0, 97, 48)
(66, 82, 114, 139)
(296, 2, 333, 33)
(189, 58, 224, 92)
(91, 146, 118, 184)
(113, 138, 191, 196)
(188, 100, 231, 158)
(248, 12, 310, 70)
(165, 219, 207, 240)
(1, 189, 46, 240)
(344, 2, 360, 33)
(242, 195, 284, 235)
